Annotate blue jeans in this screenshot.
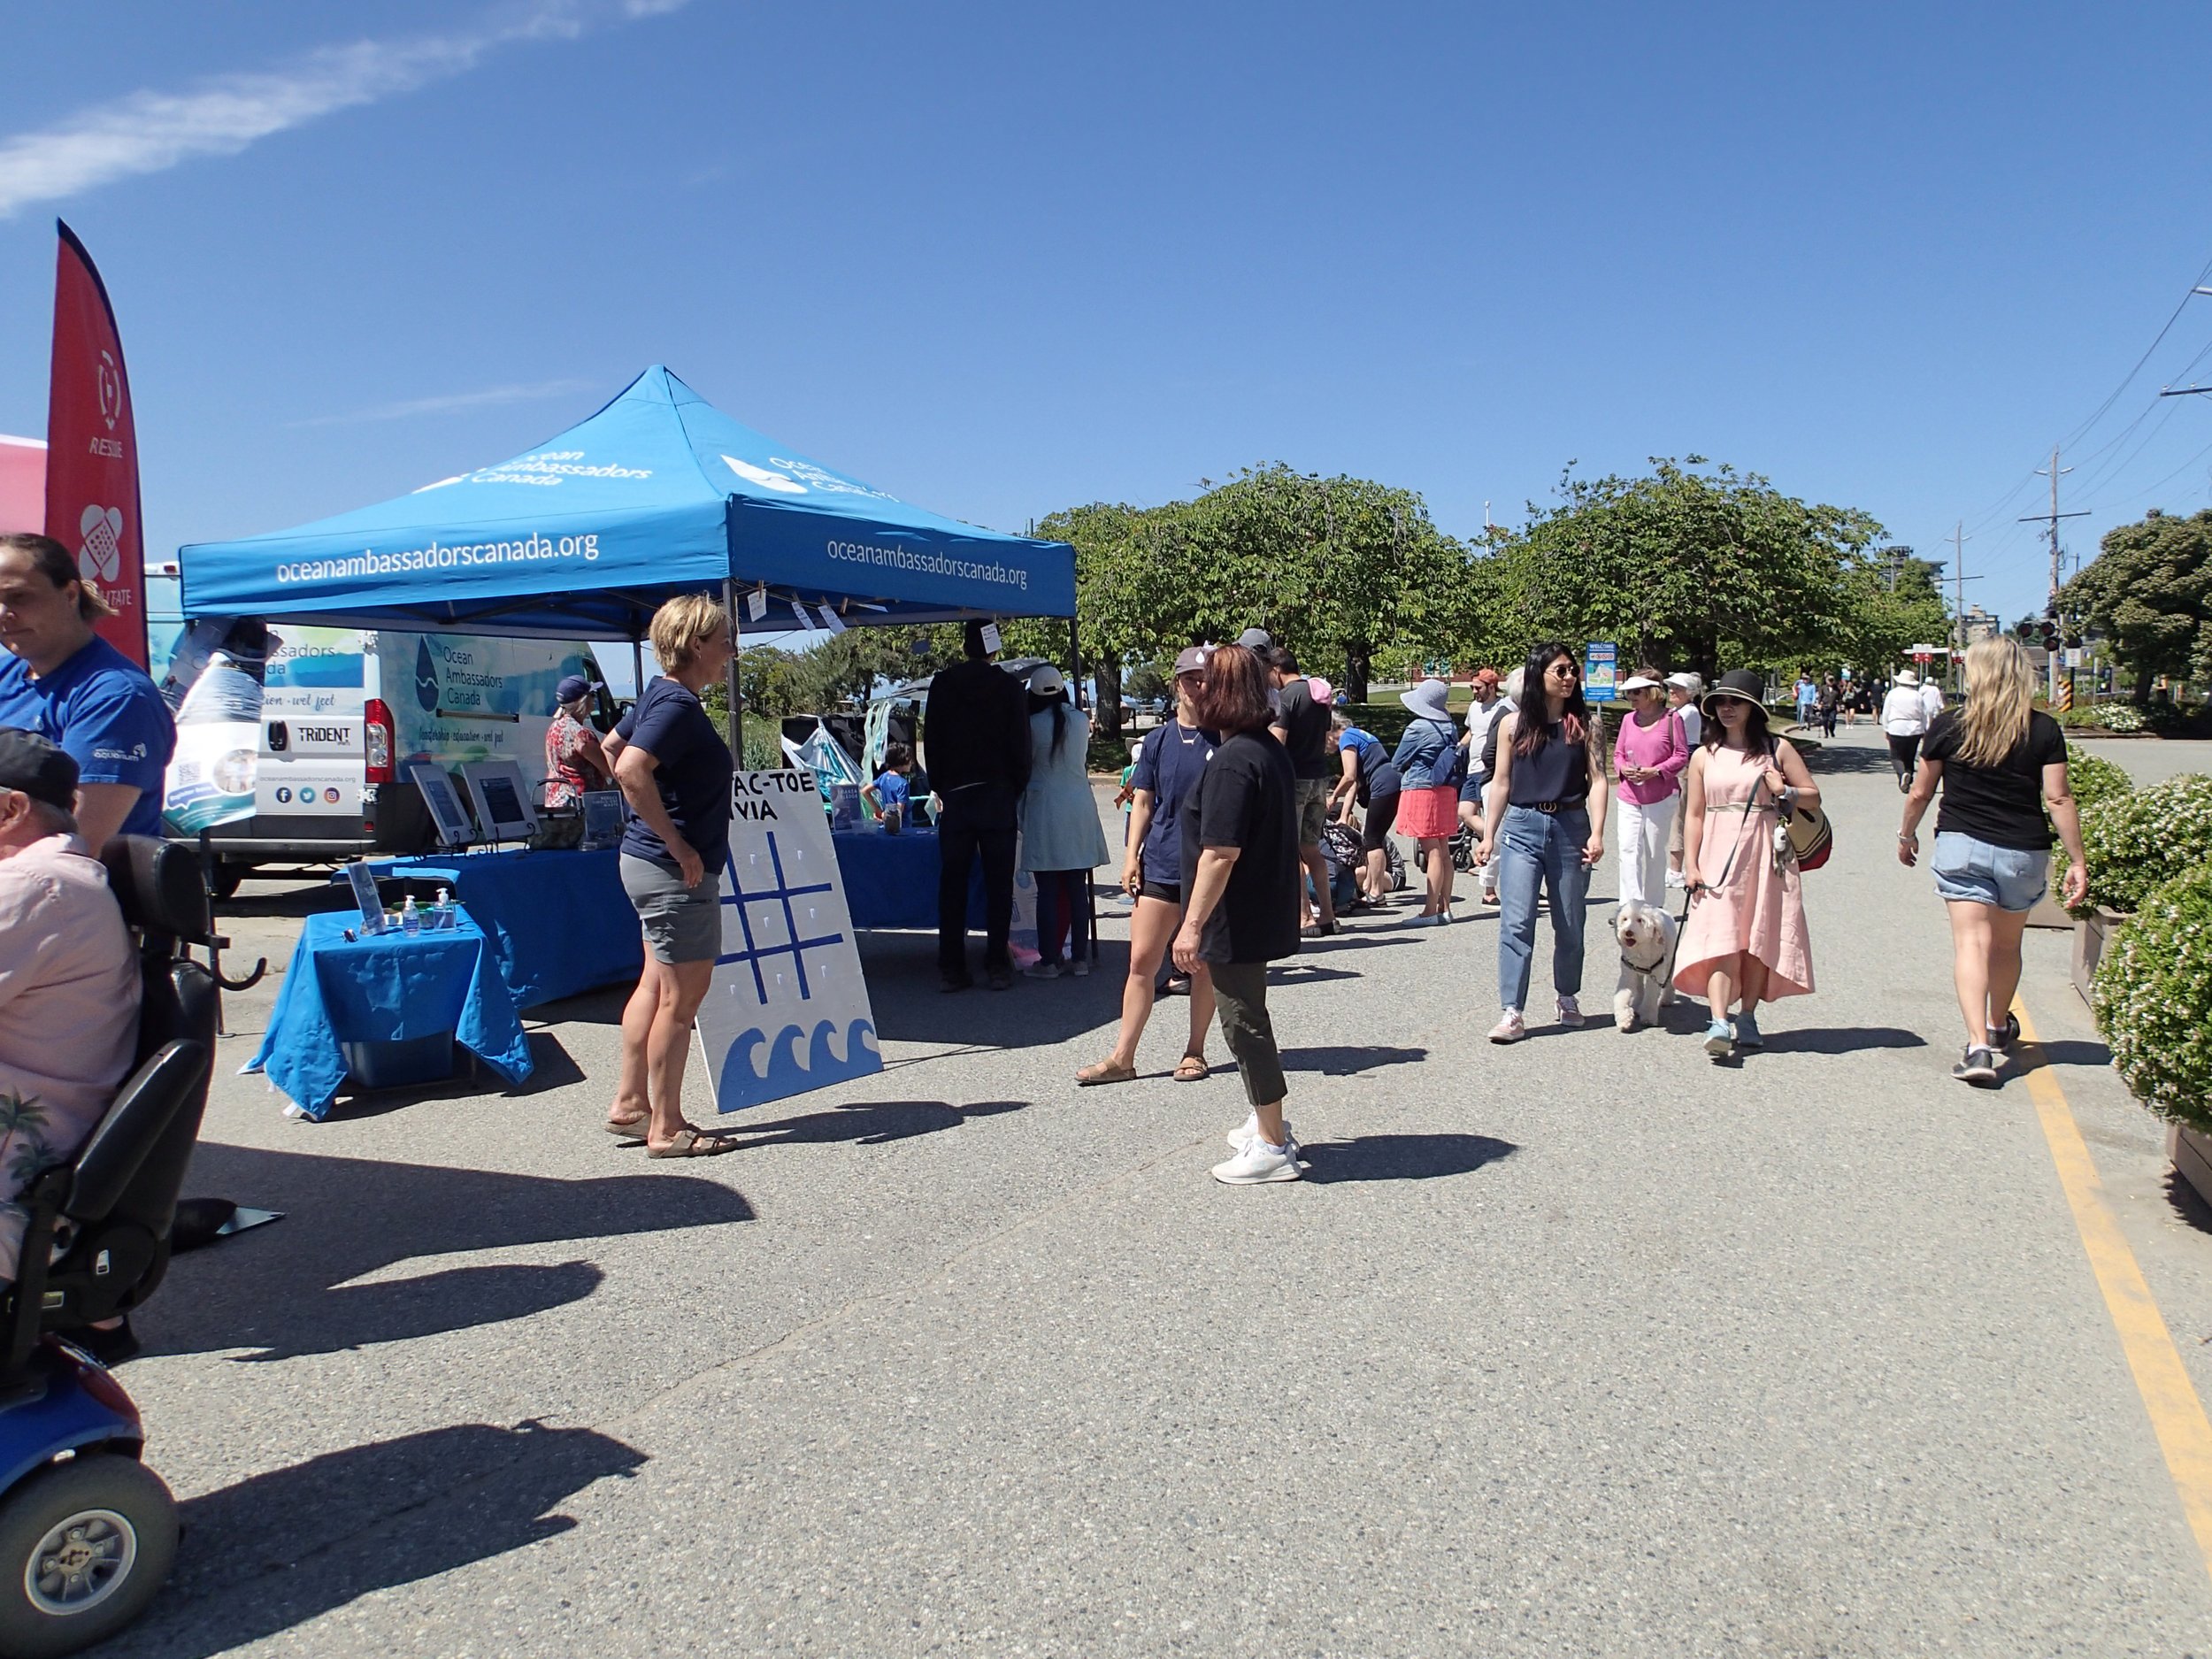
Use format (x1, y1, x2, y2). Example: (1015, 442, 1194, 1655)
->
(1496, 804, 1590, 1011)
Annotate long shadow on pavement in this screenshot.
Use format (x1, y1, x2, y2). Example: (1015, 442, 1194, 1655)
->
(2026, 1037, 2113, 1070)
(125, 1420, 645, 1659)
(1801, 743, 1906, 777)
(721, 1097, 1025, 1148)
(1279, 1045, 1428, 1076)
(1300, 1133, 1517, 1184)
(1757, 1025, 1929, 1055)
(862, 933, 1125, 1047)
(144, 1145, 752, 1361)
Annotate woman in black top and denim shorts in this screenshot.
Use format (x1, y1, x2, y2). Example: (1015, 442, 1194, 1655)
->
(1898, 636, 2090, 1087)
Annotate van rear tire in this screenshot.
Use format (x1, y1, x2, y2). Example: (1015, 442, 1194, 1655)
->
(205, 862, 246, 900)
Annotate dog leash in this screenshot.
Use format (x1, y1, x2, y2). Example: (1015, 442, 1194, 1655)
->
(1661, 773, 1768, 986)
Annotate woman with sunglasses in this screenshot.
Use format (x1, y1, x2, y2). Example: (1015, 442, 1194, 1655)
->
(1474, 643, 1609, 1042)
(1078, 647, 1218, 1086)
(1674, 670, 1819, 1059)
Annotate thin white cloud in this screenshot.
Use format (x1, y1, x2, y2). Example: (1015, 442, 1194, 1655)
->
(288, 377, 595, 427)
(0, 0, 689, 218)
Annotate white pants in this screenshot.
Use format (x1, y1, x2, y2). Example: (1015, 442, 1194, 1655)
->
(1615, 795, 1674, 911)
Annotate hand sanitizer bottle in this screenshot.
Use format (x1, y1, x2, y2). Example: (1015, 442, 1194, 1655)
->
(400, 895, 421, 934)
(434, 887, 453, 929)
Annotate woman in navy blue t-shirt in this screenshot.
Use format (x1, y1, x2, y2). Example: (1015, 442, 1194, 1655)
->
(1078, 646, 1219, 1087)
(599, 594, 738, 1157)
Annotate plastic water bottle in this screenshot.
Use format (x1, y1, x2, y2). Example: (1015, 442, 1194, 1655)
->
(400, 895, 421, 935)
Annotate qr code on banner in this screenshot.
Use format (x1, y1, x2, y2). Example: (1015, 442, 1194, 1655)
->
(172, 761, 200, 784)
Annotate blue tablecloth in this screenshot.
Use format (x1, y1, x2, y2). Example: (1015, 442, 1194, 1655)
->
(358, 849, 643, 1009)
(833, 826, 983, 931)
(248, 910, 534, 1120)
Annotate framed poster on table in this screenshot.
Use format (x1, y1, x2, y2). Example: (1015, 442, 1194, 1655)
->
(581, 788, 625, 850)
(461, 759, 538, 843)
(407, 762, 474, 848)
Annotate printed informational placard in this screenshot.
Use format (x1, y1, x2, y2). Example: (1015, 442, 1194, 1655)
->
(344, 861, 386, 934)
(408, 761, 474, 847)
(819, 605, 847, 634)
(694, 770, 881, 1116)
(1582, 641, 1618, 699)
(747, 585, 769, 622)
(979, 621, 1002, 654)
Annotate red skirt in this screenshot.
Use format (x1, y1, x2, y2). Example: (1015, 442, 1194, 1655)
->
(1396, 784, 1459, 839)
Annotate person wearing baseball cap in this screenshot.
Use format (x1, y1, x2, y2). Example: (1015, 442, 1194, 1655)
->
(0, 728, 140, 1287)
(544, 671, 611, 810)
(1079, 645, 1222, 1084)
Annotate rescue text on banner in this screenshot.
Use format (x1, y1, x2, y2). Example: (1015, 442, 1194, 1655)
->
(694, 770, 883, 1114)
(44, 221, 148, 666)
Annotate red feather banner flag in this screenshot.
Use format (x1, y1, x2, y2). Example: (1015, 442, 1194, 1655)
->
(43, 220, 148, 666)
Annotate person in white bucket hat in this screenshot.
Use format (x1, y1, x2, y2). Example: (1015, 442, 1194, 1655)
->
(1881, 669, 1930, 794)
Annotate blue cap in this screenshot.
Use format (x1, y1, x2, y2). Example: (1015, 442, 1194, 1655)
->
(556, 673, 600, 706)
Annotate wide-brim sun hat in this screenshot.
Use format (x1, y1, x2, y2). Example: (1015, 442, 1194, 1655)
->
(1401, 680, 1453, 721)
(1893, 668, 1919, 686)
(1699, 670, 1766, 716)
(1617, 674, 1663, 694)
(1663, 671, 1702, 694)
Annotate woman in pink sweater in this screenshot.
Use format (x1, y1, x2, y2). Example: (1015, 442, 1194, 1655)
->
(1611, 668, 1688, 910)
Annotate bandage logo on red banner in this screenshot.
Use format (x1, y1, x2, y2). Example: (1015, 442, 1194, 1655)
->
(44, 222, 147, 667)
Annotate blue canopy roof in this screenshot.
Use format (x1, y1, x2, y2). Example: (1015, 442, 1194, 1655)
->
(179, 367, 1075, 639)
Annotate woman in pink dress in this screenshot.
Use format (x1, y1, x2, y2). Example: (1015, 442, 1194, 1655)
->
(1673, 671, 1820, 1059)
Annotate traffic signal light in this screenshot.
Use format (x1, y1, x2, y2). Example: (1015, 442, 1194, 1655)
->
(2042, 604, 2060, 651)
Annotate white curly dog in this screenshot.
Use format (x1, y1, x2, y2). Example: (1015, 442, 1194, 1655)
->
(1612, 902, 1677, 1032)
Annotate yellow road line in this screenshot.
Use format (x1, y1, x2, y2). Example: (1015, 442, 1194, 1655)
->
(2016, 1000, 2212, 1586)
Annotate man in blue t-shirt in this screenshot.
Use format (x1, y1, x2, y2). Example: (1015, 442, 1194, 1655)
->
(0, 534, 175, 849)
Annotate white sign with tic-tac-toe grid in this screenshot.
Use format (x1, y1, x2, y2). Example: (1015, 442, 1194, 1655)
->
(693, 771, 882, 1115)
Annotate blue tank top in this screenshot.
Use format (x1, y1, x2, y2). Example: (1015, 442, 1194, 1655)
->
(1508, 721, 1591, 807)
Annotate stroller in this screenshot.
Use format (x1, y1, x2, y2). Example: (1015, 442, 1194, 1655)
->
(1324, 819, 1407, 900)
(1416, 822, 1479, 875)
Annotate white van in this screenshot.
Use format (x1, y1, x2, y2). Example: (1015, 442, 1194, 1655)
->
(148, 567, 609, 890)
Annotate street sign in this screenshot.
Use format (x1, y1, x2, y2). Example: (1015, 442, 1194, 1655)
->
(1583, 641, 1617, 698)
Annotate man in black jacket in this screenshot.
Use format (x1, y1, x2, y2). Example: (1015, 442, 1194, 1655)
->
(923, 621, 1033, 990)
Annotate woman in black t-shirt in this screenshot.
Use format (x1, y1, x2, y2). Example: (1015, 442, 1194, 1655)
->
(1171, 644, 1304, 1185)
(1898, 636, 2091, 1087)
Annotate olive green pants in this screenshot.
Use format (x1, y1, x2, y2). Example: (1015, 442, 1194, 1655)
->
(1209, 959, 1287, 1108)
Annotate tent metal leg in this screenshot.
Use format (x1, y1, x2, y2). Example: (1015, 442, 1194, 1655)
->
(631, 637, 644, 695)
(1069, 618, 1084, 711)
(722, 577, 743, 761)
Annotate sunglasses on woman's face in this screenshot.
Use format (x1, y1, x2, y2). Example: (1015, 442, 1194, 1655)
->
(1546, 663, 1578, 680)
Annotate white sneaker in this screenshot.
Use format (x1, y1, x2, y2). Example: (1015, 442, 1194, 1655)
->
(1212, 1137, 1302, 1184)
(1226, 1111, 1296, 1150)
(1556, 995, 1583, 1027)
(1665, 870, 1686, 892)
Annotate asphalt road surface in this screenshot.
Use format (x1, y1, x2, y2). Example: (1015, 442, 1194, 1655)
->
(102, 728, 2212, 1657)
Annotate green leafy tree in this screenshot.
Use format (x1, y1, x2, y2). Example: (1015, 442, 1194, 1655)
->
(2062, 508, 2212, 706)
(1479, 457, 1887, 679)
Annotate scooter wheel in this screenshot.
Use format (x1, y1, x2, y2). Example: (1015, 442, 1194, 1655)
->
(0, 1455, 177, 1659)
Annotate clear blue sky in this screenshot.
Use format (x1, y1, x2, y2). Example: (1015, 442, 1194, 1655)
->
(6, 0, 2212, 642)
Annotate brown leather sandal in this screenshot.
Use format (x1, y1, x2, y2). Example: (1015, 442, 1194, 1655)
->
(1173, 1053, 1210, 1082)
(1076, 1058, 1139, 1087)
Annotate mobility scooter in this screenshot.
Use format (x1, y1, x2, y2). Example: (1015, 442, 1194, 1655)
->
(0, 837, 217, 1657)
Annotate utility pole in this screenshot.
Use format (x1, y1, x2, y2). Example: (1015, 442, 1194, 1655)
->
(2020, 446, 2087, 703)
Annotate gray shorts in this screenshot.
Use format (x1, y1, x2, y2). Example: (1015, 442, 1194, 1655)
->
(620, 853, 725, 964)
(1294, 777, 1331, 847)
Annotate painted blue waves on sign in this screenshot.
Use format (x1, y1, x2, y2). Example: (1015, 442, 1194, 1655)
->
(714, 1017, 882, 1113)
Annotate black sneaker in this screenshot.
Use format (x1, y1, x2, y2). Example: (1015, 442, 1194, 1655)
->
(1953, 1045, 2001, 1087)
(1986, 1013, 2021, 1051)
(938, 974, 973, 995)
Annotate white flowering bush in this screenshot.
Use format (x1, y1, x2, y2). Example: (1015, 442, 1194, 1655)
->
(2065, 743, 2134, 813)
(2093, 862, 2212, 1132)
(2060, 773, 2212, 917)
(2093, 703, 2148, 733)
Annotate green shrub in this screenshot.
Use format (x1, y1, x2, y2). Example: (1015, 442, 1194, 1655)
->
(2093, 703, 2148, 733)
(2065, 743, 2134, 813)
(2059, 773, 2212, 916)
(2093, 861, 2212, 1132)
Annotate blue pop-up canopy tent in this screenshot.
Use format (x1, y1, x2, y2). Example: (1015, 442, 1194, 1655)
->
(179, 366, 1075, 641)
